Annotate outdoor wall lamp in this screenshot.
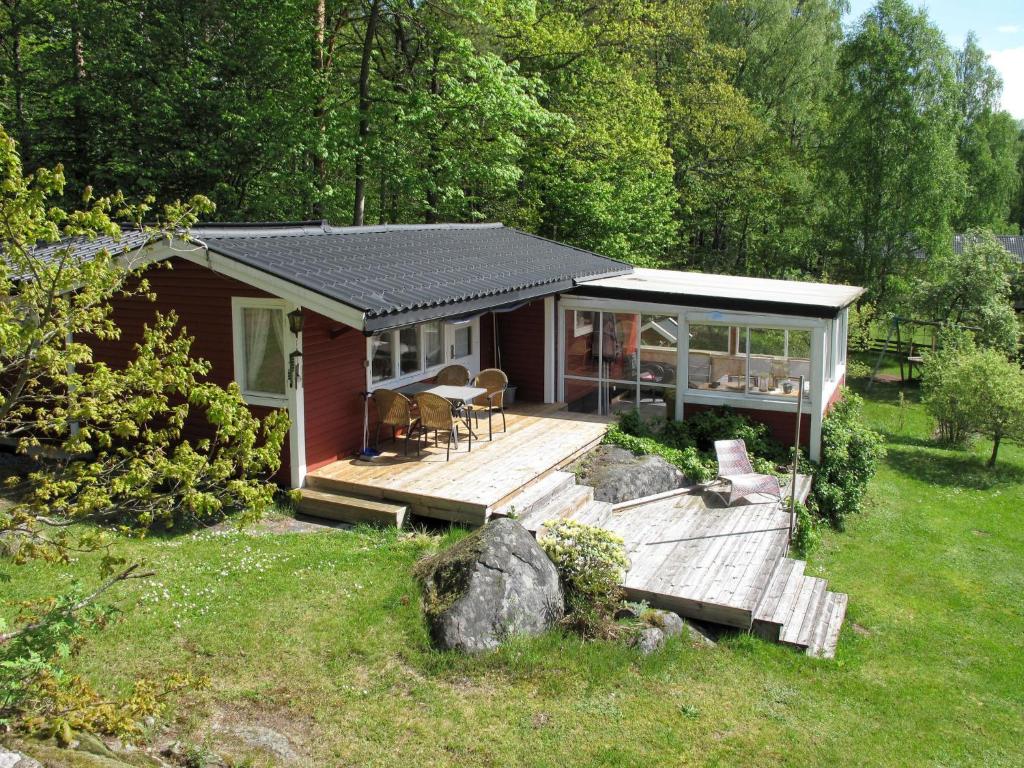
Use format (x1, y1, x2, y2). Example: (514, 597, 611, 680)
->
(288, 308, 304, 387)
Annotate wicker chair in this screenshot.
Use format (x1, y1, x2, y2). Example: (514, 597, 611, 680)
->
(372, 389, 418, 456)
(414, 392, 461, 460)
(467, 368, 508, 440)
(435, 364, 470, 386)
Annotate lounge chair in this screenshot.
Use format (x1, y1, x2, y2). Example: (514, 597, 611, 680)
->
(711, 439, 782, 506)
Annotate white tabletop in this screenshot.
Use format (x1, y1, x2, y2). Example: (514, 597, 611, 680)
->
(425, 385, 487, 401)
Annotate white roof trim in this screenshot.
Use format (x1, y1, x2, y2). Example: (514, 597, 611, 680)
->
(584, 268, 864, 310)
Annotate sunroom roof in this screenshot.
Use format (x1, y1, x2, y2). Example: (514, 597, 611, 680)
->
(571, 268, 864, 318)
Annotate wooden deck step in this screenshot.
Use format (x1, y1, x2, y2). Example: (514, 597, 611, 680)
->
(517, 484, 593, 534)
(807, 591, 848, 659)
(572, 499, 614, 529)
(782, 577, 831, 651)
(752, 558, 804, 641)
(297, 488, 407, 528)
(491, 471, 576, 519)
(784, 576, 828, 648)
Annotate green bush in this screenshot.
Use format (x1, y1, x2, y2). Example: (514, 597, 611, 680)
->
(813, 389, 885, 528)
(604, 424, 715, 482)
(605, 406, 789, 482)
(789, 500, 819, 557)
(921, 331, 1024, 466)
(540, 520, 630, 638)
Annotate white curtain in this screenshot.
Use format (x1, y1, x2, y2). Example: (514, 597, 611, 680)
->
(244, 307, 285, 394)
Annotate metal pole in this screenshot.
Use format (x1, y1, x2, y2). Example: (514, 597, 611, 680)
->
(789, 375, 805, 542)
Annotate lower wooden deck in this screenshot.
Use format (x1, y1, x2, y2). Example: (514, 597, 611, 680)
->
(305, 403, 610, 523)
(600, 477, 812, 628)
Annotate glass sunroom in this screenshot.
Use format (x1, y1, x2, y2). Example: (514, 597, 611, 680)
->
(557, 269, 862, 461)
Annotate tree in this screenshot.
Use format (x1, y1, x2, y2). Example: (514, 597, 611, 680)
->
(922, 332, 1024, 467)
(826, 0, 963, 298)
(915, 229, 1020, 355)
(695, 0, 844, 277)
(0, 125, 288, 732)
(954, 33, 1021, 232)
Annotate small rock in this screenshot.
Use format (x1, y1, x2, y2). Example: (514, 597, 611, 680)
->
(75, 733, 117, 759)
(614, 605, 640, 621)
(644, 609, 684, 638)
(226, 726, 299, 763)
(683, 620, 718, 646)
(0, 746, 42, 768)
(633, 626, 666, 654)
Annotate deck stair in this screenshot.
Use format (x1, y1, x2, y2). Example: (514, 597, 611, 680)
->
(752, 557, 847, 658)
(493, 471, 613, 535)
(297, 487, 407, 528)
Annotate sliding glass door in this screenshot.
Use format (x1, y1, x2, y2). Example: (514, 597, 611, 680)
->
(563, 310, 676, 421)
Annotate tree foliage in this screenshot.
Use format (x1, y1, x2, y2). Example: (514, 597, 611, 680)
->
(0, 125, 287, 732)
(3, 0, 1016, 283)
(922, 331, 1024, 466)
(914, 229, 1020, 355)
(825, 0, 963, 298)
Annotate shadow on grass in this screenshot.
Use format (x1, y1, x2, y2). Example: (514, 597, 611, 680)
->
(884, 444, 1024, 490)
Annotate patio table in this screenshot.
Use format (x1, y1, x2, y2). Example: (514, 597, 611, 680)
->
(396, 383, 487, 450)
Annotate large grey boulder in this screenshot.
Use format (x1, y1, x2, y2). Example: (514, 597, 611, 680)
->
(576, 445, 688, 504)
(415, 518, 564, 653)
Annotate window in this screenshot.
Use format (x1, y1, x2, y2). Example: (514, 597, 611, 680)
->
(687, 321, 810, 399)
(232, 298, 289, 406)
(452, 324, 472, 359)
(423, 320, 443, 367)
(399, 326, 421, 376)
(368, 317, 478, 389)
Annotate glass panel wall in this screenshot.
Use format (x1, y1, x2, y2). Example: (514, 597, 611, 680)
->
(687, 322, 810, 400)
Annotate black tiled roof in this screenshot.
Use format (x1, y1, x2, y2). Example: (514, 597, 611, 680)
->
(193, 222, 630, 331)
(27, 229, 154, 264)
(953, 233, 1024, 262)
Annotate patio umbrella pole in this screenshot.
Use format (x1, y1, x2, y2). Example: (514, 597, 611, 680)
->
(789, 375, 804, 542)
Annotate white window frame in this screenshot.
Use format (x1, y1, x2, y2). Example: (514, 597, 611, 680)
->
(231, 297, 291, 408)
(366, 316, 480, 391)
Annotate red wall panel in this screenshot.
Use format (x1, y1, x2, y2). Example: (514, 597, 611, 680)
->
(301, 316, 368, 470)
(495, 300, 546, 402)
(90, 258, 291, 481)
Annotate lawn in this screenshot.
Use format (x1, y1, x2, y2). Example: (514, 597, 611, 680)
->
(3, 378, 1023, 767)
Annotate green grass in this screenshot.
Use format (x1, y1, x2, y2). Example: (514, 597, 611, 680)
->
(3, 381, 1024, 766)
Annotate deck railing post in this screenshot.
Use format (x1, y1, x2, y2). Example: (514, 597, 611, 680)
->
(789, 375, 804, 542)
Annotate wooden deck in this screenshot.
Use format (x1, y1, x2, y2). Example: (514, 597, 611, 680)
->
(604, 480, 809, 628)
(305, 403, 610, 524)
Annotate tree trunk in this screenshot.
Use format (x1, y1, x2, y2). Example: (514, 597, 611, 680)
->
(987, 429, 1001, 468)
(352, 0, 381, 227)
(424, 65, 440, 224)
(7, 0, 27, 157)
(311, 0, 327, 219)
